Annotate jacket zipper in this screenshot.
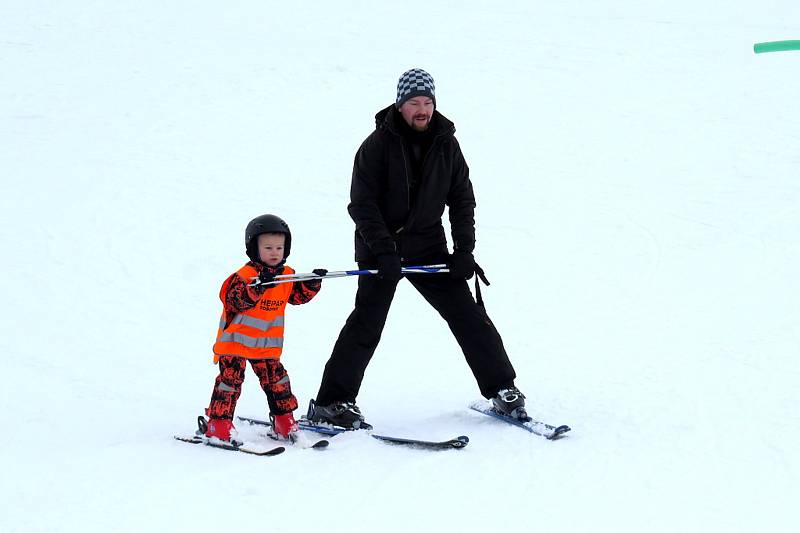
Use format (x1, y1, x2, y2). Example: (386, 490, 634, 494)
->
(421, 132, 446, 176)
(398, 141, 411, 213)
(392, 124, 451, 259)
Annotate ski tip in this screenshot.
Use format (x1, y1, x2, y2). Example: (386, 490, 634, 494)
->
(264, 446, 286, 455)
(311, 439, 330, 449)
(451, 436, 470, 448)
(246, 445, 286, 456)
(547, 425, 572, 440)
(174, 435, 202, 444)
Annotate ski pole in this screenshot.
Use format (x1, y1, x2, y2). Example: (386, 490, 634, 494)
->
(248, 264, 449, 287)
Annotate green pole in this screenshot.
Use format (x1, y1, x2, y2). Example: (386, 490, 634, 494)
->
(754, 40, 800, 54)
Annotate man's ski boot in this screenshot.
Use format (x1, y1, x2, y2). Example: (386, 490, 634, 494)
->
(306, 399, 373, 430)
(270, 412, 299, 443)
(491, 387, 529, 421)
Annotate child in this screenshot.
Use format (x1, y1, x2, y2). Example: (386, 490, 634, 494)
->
(204, 214, 326, 442)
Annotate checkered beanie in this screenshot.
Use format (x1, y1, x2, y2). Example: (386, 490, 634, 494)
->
(395, 68, 436, 108)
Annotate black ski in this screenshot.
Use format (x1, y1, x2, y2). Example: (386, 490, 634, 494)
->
(370, 433, 469, 450)
(174, 415, 286, 456)
(469, 400, 571, 440)
(173, 435, 286, 456)
(238, 415, 469, 450)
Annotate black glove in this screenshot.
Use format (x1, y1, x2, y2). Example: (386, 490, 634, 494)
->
(375, 253, 402, 281)
(258, 267, 281, 285)
(448, 251, 475, 280)
(312, 268, 328, 277)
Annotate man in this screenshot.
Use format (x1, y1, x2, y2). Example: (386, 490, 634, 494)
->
(308, 68, 526, 429)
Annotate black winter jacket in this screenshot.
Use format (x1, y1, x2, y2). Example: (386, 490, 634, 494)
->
(348, 104, 476, 263)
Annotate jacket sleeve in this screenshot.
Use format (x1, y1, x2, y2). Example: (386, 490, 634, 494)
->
(347, 133, 398, 257)
(446, 138, 476, 253)
(288, 279, 321, 305)
(223, 273, 266, 315)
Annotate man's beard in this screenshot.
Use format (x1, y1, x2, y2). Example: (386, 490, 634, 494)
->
(411, 115, 430, 131)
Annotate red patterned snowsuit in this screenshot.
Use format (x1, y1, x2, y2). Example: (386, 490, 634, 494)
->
(206, 262, 320, 420)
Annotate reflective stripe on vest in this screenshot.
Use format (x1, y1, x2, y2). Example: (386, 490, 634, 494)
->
(212, 264, 294, 362)
(223, 315, 286, 331)
(217, 332, 284, 349)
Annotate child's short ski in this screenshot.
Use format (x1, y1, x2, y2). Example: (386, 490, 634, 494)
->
(469, 400, 571, 440)
(173, 435, 286, 456)
(175, 416, 286, 455)
(238, 415, 469, 450)
(268, 432, 330, 450)
(235, 416, 330, 449)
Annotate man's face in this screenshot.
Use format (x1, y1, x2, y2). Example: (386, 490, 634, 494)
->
(257, 233, 285, 266)
(399, 96, 434, 131)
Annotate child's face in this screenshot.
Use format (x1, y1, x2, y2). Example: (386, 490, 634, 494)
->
(257, 233, 285, 266)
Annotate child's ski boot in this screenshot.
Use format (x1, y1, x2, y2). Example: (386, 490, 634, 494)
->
(270, 412, 299, 443)
(198, 416, 240, 444)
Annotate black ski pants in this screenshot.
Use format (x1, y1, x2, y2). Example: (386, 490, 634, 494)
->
(315, 264, 517, 405)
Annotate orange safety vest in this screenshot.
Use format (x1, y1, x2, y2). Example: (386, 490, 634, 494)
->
(212, 264, 295, 363)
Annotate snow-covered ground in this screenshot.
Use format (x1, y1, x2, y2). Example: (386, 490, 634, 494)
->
(2, 2, 799, 532)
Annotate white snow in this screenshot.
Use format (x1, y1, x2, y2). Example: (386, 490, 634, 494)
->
(2, 1, 799, 532)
